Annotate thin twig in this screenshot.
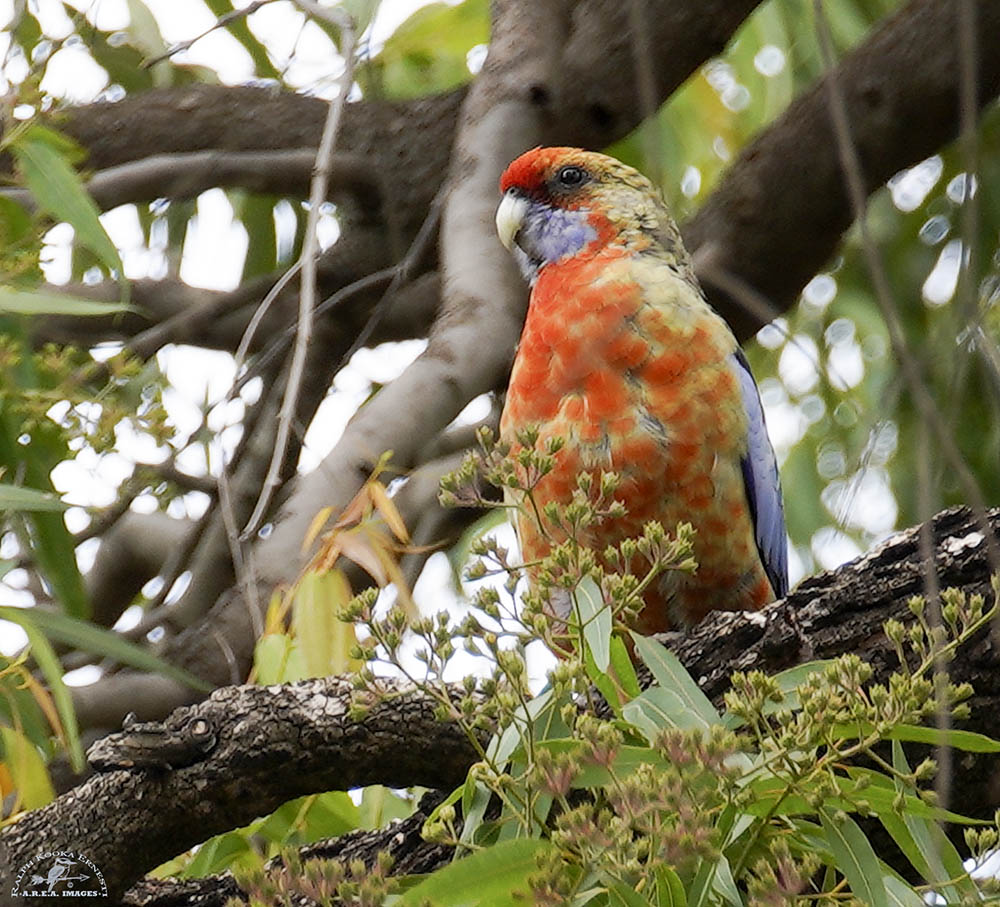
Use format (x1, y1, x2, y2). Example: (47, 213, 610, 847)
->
(241, 4, 357, 540)
(234, 261, 304, 370)
(143, 0, 276, 68)
(232, 268, 393, 394)
(218, 441, 262, 636)
(627, 0, 663, 187)
(332, 190, 443, 370)
(232, 197, 441, 396)
(696, 257, 865, 408)
(944, 0, 986, 447)
(916, 419, 951, 814)
(125, 386, 272, 639)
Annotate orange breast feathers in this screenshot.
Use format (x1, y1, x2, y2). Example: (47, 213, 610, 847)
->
(501, 251, 769, 629)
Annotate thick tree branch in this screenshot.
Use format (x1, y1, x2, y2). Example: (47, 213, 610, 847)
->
(31, 0, 997, 344)
(85, 512, 191, 629)
(44, 86, 458, 240)
(4, 506, 1000, 904)
(1, 678, 483, 903)
(34, 256, 440, 362)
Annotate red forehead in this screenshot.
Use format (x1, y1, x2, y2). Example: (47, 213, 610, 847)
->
(499, 146, 585, 194)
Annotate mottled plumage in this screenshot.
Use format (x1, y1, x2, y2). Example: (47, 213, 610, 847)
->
(496, 147, 787, 631)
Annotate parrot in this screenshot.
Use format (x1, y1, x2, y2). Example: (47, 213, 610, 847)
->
(495, 146, 787, 633)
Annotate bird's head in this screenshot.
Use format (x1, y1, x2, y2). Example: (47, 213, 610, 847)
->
(496, 147, 688, 285)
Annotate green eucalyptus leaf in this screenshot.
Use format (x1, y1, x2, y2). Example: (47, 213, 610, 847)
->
(0, 287, 132, 317)
(629, 633, 721, 728)
(17, 613, 84, 772)
(0, 606, 211, 691)
(576, 575, 611, 672)
(11, 126, 124, 287)
(655, 866, 688, 907)
(818, 808, 889, 907)
(0, 483, 67, 512)
(397, 838, 552, 906)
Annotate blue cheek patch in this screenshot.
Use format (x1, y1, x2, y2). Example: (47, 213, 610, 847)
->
(521, 204, 598, 266)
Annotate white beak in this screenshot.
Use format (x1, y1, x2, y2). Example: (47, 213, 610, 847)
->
(495, 191, 529, 251)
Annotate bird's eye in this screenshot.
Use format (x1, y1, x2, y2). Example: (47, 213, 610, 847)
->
(555, 165, 588, 188)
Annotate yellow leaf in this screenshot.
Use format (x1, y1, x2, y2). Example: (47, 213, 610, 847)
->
(311, 530, 345, 573)
(253, 633, 306, 684)
(293, 569, 360, 676)
(302, 506, 334, 552)
(0, 726, 54, 814)
(369, 480, 410, 543)
(264, 587, 289, 634)
(22, 672, 64, 740)
(374, 541, 417, 619)
(333, 486, 370, 530)
(0, 761, 13, 798)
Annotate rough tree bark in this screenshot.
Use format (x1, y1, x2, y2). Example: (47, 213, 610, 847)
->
(2, 506, 998, 904)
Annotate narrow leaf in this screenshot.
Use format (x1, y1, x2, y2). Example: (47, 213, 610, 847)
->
(0, 725, 54, 811)
(18, 613, 85, 772)
(0, 351, 87, 616)
(359, 785, 414, 830)
(302, 505, 333, 551)
(764, 659, 836, 712)
(293, 569, 359, 676)
(487, 686, 553, 765)
(369, 480, 410, 543)
(181, 831, 252, 877)
(253, 633, 307, 684)
(575, 575, 610, 672)
(457, 779, 491, 846)
(584, 643, 622, 714)
(0, 483, 66, 512)
(624, 685, 704, 738)
(830, 720, 1000, 753)
(630, 632, 721, 727)
(609, 635, 641, 699)
(0, 606, 211, 691)
(655, 865, 688, 907)
(608, 881, 650, 907)
(890, 741, 979, 901)
(0, 287, 132, 317)
(11, 126, 124, 279)
(841, 768, 984, 825)
(883, 874, 927, 907)
(888, 723, 1000, 753)
(818, 808, 889, 907)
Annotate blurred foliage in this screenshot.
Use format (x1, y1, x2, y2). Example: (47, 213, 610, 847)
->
(0, 0, 998, 888)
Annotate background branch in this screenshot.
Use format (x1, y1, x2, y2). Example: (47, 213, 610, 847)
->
(50, 0, 1000, 732)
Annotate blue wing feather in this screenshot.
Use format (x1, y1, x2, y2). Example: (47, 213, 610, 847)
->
(729, 350, 789, 598)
